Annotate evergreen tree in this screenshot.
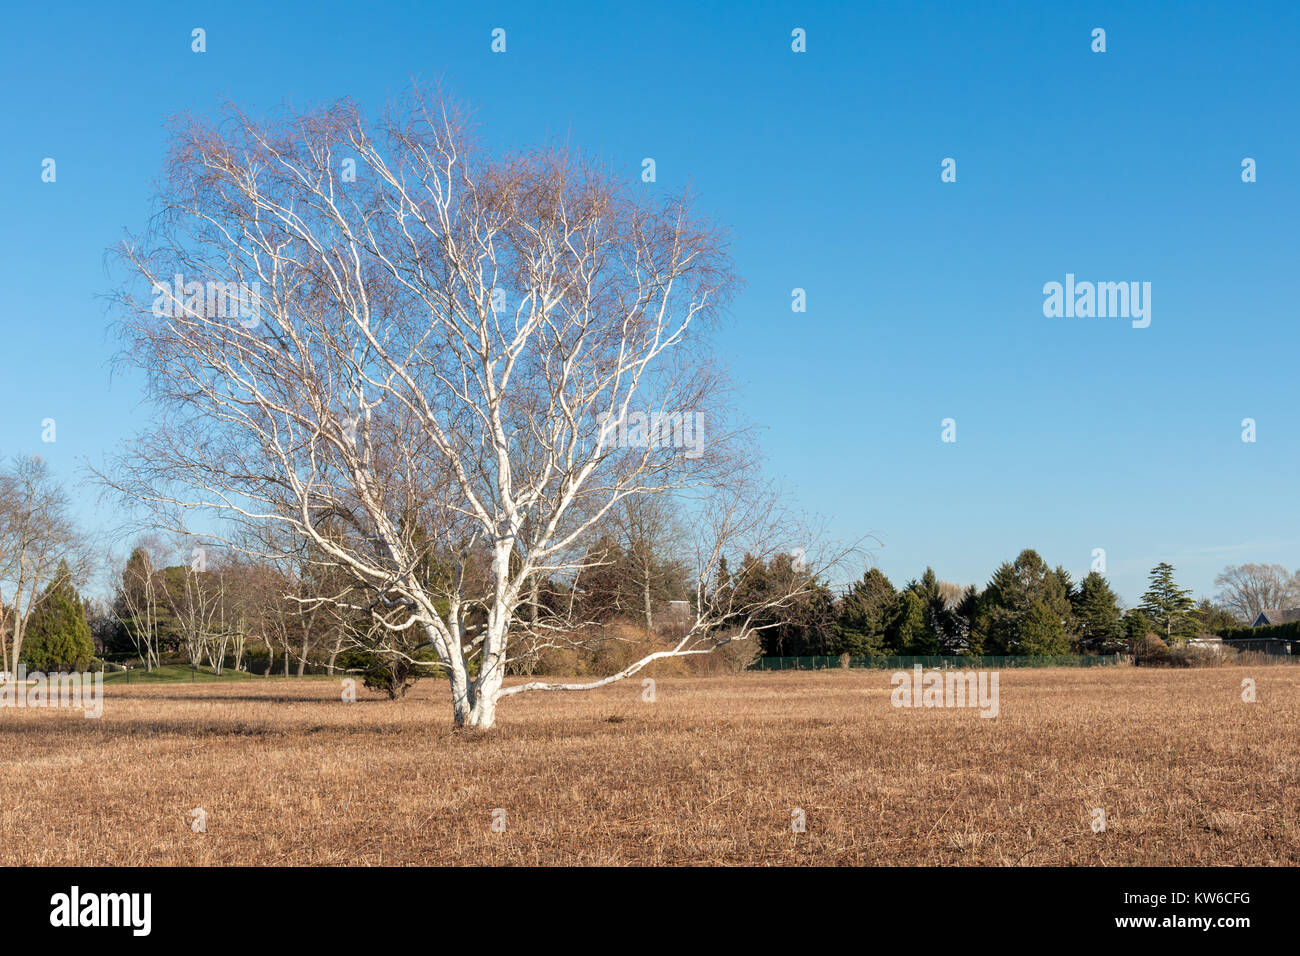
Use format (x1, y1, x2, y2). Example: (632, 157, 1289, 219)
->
(1018, 601, 1069, 654)
(726, 552, 836, 656)
(1191, 599, 1237, 636)
(833, 567, 894, 656)
(1139, 562, 1196, 640)
(971, 549, 1072, 655)
(884, 590, 934, 655)
(20, 560, 95, 672)
(906, 568, 953, 654)
(1122, 608, 1154, 646)
(951, 585, 981, 655)
(574, 534, 630, 622)
(1052, 565, 1079, 645)
(1071, 571, 1123, 653)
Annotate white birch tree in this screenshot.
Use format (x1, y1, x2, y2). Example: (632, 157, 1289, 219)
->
(104, 86, 840, 728)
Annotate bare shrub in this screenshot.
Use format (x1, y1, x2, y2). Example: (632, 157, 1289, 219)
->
(1133, 633, 1170, 666)
(687, 632, 763, 675)
(1167, 644, 1229, 668)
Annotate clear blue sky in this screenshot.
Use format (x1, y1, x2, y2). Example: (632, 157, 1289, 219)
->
(3, 1, 1298, 606)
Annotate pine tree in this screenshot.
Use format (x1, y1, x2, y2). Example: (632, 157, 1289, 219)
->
(1019, 601, 1069, 654)
(1123, 608, 1154, 646)
(1071, 571, 1123, 653)
(833, 567, 895, 656)
(20, 560, 95, 672)
(951, 584, 981, 655)
(1139, 562, 1196, 640)
(1191, 598, 1237, 636)
(906, 567, 954, 654)
(884, 590, 934, 655)
(971, 549, 1072, 654)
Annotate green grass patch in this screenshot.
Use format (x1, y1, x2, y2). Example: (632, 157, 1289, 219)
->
(99, 665, 342, 684)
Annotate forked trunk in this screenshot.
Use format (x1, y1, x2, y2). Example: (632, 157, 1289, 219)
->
(464, 692, 497, 729)
(452, 637, 506, 730)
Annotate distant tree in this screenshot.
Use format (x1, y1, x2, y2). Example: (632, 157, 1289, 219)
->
(904, 568, 952, 655)
(574, 535, 632, 624)
(84, 597, 120, 657)
(1213, 563, 1300, 623)
(0, 456, 89, 674)
(971, 549, 1072, 655)
(727, 552, 837, 657)
(20, 560, 94, 672)
(608, 496, 691, 635)
(884, 590, 935, 655)
(834, 567, 895, 656)
(1139, 562, 1196, 640)
(1018, 601, 1069, 655)
(1191, 598, 1237, 636)
(936, 579, 966, 609)
(111, 543, 169, 669)
(1051, 565, 1079, 644)
(950, 585, 980, 655)
(1122, 608, 1153, 648)
(1070, 571, 1123, 653)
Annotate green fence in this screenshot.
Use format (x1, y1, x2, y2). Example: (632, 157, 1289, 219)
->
(752, 654, 1123, 671)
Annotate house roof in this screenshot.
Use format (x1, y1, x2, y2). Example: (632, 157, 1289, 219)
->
(1254, 608, 1300, 625)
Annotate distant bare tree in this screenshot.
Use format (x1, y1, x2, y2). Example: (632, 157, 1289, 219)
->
(109, 538, 168, 670)
(0, 456, 88, 672)
(936, 579, 966, 609)
(104, 86, 843, 728)
(1214, 563, 1300, 623)
(159, 554, 225, 671)
(608, 495, 689, 635)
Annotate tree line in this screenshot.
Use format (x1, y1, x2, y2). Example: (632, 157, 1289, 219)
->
(691, 550, 1242, 659)
(3, 447, 1291, 680)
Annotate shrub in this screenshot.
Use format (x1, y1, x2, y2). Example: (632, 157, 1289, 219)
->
(337, 644, 453, 699)
(687, 635, 763, 675)
(520, 620, 746, 677)
(1133, 633, 1170, 665)
(1215, 619, 1300, 643)
(589, 621, 689, 678)
(1167, 644, 1228, 668)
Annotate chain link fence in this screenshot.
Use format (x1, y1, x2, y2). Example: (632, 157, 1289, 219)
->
(753, 654, 1123, 671)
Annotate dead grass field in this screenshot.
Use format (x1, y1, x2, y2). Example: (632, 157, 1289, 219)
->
(1, 666, 1296, 865)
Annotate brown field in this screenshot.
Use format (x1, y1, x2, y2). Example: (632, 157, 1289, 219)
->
(2, 666, 1297, 865)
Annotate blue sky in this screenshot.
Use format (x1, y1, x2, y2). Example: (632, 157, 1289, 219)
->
(3, 0, 1298, 605)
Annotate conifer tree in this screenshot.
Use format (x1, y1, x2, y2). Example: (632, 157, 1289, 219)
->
(20, 560, 95, 672)
(1071, 571, 1123, 652)
(1139, 562, 1196, 640)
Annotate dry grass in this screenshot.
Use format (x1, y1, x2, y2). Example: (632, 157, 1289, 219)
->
(2, 666, 1297, 865)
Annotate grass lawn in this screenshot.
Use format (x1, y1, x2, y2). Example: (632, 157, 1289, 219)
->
(100, 664, 339, 684)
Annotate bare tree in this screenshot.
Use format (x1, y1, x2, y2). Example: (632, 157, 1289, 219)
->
(104, 86, 841, 728)
(1214, 563, 1300, 623)
(156, 543, 228, 672)
(608, 495, 688, 635)
(0, 456, 88, 672)
(110, 539, 166, 670)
